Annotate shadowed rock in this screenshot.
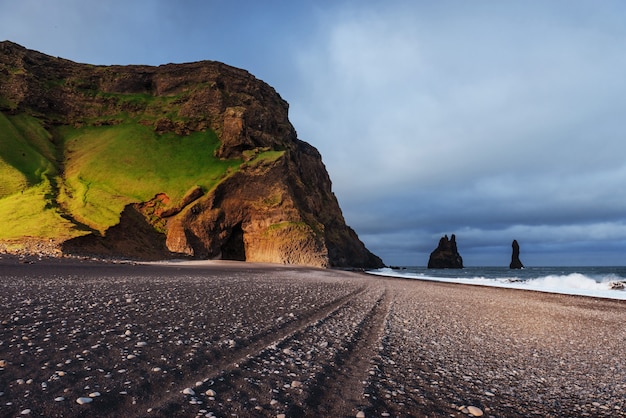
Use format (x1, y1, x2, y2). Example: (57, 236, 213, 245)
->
(427, 234, 464, 269)
(510, 239, 524, 269)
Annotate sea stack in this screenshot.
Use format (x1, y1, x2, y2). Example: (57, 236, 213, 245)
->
(427, 234, 464, 269)
(509, 239, 524, 269)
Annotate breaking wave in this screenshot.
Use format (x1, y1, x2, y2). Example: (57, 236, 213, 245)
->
(368, 267, 626, 300)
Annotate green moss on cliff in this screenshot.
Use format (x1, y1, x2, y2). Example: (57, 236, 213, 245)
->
(0, 92, 283, 239)
(0, 112, 57, 194)
(0, 107, 246, 238)
(0, 179, 80, 240)
(57, 122, 242, 233)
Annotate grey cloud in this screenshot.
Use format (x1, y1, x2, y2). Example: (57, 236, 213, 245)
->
(287, 3, 626, 265)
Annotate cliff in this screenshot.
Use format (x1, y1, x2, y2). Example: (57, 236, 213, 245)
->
(0, 41, 383, 268)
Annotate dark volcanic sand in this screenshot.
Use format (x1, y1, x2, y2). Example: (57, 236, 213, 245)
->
(0, 257, 624, 418)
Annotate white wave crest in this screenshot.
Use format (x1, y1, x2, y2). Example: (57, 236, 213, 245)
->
(369, 269, 626, 300)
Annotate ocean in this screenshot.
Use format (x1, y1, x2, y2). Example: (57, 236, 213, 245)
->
(368, 266, 626, 300)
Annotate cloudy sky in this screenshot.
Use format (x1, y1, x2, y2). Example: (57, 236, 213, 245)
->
(2, 0, 626, 266)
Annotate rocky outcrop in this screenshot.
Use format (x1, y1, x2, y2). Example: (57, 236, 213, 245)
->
(427, 234, 464, 269)
(509, 239, 524, 269)
(163, 139, 384, 267)
(62, 205, 171, 260)
(0, 41, 384, 268)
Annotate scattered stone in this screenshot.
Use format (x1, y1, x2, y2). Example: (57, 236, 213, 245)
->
(205, 389, 216, 397)
(0, 360, 7, 367)
(76, 397, 93, 404)
(151, 367, 162, 372)
(290, 380, 302, 388)
(356, 411, 366, 418)
(54, 396, 65, 402)
(136, 341, 148, 347)
(89, 391, 101, 397)
(277, 414, 286, 418)
(20, 409, 31, 415)
(467, 406, 484, 417)
(183, 388, 196, 396)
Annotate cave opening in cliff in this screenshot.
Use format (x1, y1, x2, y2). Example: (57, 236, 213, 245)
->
(221, 223, 246, 261)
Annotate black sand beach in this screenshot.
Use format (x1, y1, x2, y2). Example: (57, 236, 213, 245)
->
(0, 257, 624, 417)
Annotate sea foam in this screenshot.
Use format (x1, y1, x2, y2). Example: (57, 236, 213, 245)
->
(368, 268, 626, 300)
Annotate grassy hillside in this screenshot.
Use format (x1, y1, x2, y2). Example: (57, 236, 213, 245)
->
(0, 113, 74, 239)
(0, 108, 245, 240)
(58, 123, 242, 233)
(0, 113, 56, 196)
(0, 47, 289, 246)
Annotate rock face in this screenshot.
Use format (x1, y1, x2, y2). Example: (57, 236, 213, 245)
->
(509, 239, 524, 269)
(427, 234, 463, 269)
(0, 41, 383, 268)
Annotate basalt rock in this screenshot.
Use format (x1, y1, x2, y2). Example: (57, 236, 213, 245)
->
(0, 41, 383, 268)
(427, 234, 464, 269)
(509, 239, 524, 269)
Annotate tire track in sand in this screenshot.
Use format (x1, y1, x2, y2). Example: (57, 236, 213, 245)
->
(129, 285, 371, 416)
(147, 284, 389, 417)
(298, 286, 391, 417)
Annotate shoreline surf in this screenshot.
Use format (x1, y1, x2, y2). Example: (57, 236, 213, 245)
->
(368, 266, 626, 300)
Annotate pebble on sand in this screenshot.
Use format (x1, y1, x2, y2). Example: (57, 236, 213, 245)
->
(76, 397, 93, 404)
(183, 388, 196, 396)
(467, 406, 484, 416)
(356, 411, 366, 418)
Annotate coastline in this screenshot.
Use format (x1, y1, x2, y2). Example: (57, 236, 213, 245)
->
(370, 266, 626, 301)
(0, 258, 624, 417)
